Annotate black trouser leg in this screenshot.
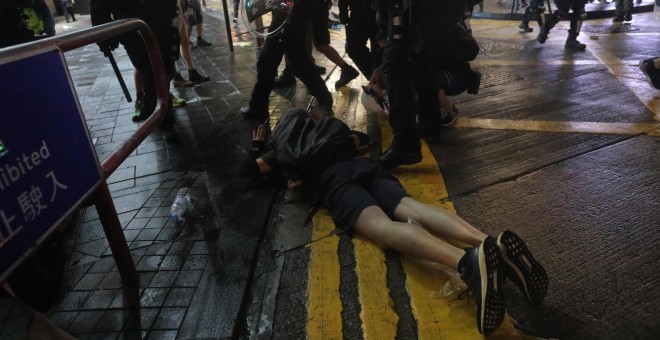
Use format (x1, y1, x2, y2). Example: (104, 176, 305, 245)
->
(68, 7, 76, 21)
(346, 19, 376, 79)
(123, 33, 176, 127)
(382, 40, 420, 153)
(248, 14, 287, 111)
(414, 56, 441, 134)
(284, 19, 333, 108)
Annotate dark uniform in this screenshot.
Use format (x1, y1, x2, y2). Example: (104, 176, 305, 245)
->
(91, 0, 181, 136)
(0, 0, 36, 48)
(240, 0, 334, 121)
(338, 0, 381, 79)
(519, 0, 546, 33)
(375, 0, 468, 167)
(537, 0, 588, 50)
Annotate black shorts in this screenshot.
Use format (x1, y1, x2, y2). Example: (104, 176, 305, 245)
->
(187, 5, 203, 25)
(321, 158, 409, 230)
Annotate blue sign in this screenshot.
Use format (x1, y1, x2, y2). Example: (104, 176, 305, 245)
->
(0, 47, 102, 282)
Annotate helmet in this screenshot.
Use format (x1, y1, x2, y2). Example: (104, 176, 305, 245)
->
(360, 90, 386, 114)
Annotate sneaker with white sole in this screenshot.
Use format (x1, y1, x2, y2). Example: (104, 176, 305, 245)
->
(497, 230, 548, 306)
(458, 238, 506, 335)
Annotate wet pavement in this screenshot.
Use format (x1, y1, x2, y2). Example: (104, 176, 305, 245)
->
(1, 2, 660, 340)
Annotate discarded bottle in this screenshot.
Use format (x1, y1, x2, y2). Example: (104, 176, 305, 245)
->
(170, 187, 191, 221)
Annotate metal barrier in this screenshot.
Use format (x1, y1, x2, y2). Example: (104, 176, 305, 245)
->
(0, 19, 170, 287)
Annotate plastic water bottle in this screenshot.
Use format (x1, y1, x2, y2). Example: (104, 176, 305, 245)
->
(170, 187, 191, 221)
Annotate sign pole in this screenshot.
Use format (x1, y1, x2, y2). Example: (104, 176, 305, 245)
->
(92, 182, 139, 287)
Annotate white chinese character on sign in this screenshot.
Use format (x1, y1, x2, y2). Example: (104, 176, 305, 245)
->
(18, 186, 47, 222)
(0, 209, 23, 247)
(46, 171, 68, 202)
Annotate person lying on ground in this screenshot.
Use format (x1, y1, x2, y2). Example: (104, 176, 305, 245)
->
(238, 108, 549, 335)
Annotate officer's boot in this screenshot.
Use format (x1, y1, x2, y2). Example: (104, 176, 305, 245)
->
(565, 19, 586, 50)
(537, 12, 558, 44)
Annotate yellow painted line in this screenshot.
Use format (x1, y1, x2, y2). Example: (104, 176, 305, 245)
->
(353, 234, 399, 339)
(453, 118, 660, 136)
(581, 31, 660, 119)
(377, 114, 523, 339)
(307, 213, 343, 340)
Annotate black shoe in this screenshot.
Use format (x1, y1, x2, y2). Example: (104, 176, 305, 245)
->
(378, 148, 422, 168)
(537, 26, 549, 44)
(189, 68, 211, 83)
(173, 72, 195, 88)
(197, 37, 212, 47)
(565, 39, 586, 50)
(273, 69, 296, 88)
(316, 65, 326, 74)
(497, 230, 548, 306)
(335, 65, 360, 89)
(624, 11, 632, 21)
(458, 238, 506, 335)
(613, 15, 625, 23)
(439, 106, 460, 127)
(519, 22, 533, 33)
(466, 71, 481, 95)
(240, 105, 269, 122)
(639, 58, 660, 89)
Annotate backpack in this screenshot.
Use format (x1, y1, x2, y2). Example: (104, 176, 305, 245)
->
(272, 109, 357, 181)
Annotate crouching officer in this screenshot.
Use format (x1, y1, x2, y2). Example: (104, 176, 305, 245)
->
(91, 0, 182, 141)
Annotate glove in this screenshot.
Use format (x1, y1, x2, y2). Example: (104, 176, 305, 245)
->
(249, 124, 267, 157)
(249, 140, 266, 158)
(338, 11, 349, 25)
(97, 38, 119, 56)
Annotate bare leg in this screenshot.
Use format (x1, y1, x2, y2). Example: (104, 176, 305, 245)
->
(133, 68, 143, 94)
(179, 19, 194, 69)
(196, 24, 204, 39)
(393, 197, 488, 247)
(353, 206, 466, 269)
(315, 44, 346, 66)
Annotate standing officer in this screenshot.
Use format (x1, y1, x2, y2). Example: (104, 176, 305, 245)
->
(375, 0, 469, 167)
(240, 0, 334, 121)
(338, 0, 381, 80)
(537, 0, 588, 50)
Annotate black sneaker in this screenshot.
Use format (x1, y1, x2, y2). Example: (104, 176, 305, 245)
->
(335, 65, 360, 89)
(639, 58, 660, 89)
(316, 65, 327, 74)
(189, 68, 211, 83)
(439, 106, 460, 127)
(240, 105, 269, 122)
(497, 230, 548, 306)
(466, 70, 481, 95)
(378, 148, 422, 168)
(197, 37, 212, 47)
(624, 11, 632, 21)
(459, 238, 506, 335)
(273, 69, 296, 88)
(519, 22, 533, 33)
(612, 15, 625, 23)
